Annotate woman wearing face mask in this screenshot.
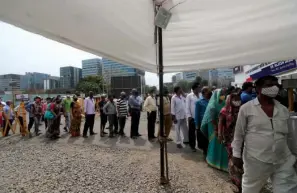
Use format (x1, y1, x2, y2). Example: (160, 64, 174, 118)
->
(218, 93, 243, 192)
(201, 89, 229, 172)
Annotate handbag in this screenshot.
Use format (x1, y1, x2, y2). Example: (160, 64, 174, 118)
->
(44, 110, 54, 119)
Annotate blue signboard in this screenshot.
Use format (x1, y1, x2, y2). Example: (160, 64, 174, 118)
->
(250, 60, 296, 79)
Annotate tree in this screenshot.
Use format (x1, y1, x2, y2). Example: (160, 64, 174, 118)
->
(194, 76, 202, 84)
(201, 79, 209, 86)
(150, 86, 157, 93)
(76, 75, 106, 94)
(211, 80, 218, 87)
(167, 84, 174, 93)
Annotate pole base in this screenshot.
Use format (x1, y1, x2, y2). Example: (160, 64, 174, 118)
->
(160, 176, 169, 185)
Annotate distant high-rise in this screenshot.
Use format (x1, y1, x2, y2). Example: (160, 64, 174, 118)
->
(101, 58, 145, 84)
(60, 66, 82, 89)
(82, 58, 103, 78)
(0, 74, 22, 91)
(20, 72, 50, 90)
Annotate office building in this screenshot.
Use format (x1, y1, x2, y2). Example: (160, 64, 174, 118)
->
(0, 74, 22, 91)
(210, 68, 234, 87)
(44, 76, 60, 90)
(60, 66, 82, 89)
(197, 69, 211, 82)
(20, 72, 50, 90)
(82, 58, 103, 78)
(172, 71, 199, 84)
(172, 72, 183, 84)
(101, 58, 145, 84)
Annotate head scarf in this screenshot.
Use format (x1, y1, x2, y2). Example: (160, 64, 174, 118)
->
(201, 89, 225, 130)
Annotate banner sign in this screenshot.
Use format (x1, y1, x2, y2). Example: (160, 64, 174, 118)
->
(250, 60, 296, 79)
(15, 94, 29, 101)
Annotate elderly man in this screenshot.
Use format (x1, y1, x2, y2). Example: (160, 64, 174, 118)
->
(117, 92, 128, 136)
(232, 75, 297, 193)
(128, 89, 141, 139)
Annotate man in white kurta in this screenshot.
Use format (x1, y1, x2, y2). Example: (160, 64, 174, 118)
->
(171, 86, 188, 148)
(232, 75, 297, 193)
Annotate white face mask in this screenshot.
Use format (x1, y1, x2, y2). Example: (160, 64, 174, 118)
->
(232, 100, 241, 107)
(261, 85, 279, 98)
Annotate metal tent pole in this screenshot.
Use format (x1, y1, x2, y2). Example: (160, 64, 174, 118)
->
(157, 20, 169, 186)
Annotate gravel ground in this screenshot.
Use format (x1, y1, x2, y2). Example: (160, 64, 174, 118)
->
(0, 137, 234, 193)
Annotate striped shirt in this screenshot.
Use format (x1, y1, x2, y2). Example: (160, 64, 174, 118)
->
(117, 98, 128, 117)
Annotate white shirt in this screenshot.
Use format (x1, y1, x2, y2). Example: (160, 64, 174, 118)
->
(143, 95, 157, 113)
(171, 94, 187, 120)
(84, 97, 95, 115)
(232, 98, 293, 164)
(186, 92, 199, 119)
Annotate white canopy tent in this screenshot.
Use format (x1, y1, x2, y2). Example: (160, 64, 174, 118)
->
(1, 0, 297, 73)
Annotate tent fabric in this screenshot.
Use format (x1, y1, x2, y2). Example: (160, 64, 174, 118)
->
(1, 0, 297, 73)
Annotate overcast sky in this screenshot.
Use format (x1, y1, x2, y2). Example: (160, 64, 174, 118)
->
(0, 22, 174, 86)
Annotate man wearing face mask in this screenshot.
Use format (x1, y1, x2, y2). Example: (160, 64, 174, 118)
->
(232, 75, 297, 193)
(128, 89, 141, 139)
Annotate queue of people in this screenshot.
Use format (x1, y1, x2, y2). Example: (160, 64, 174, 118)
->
(1, 75, 297, 193)
(159, 75, 297, 193)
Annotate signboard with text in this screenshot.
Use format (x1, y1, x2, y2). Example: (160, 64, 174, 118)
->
(15, 94, 29, 101)
(250, 60, 296, 80)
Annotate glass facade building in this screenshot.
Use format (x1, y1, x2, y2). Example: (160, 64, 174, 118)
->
(20, 72, 50, 90)
(101, 58, 145, 83)
(0, 74, 22, 91)
(82, 58, 103, 78)
(60, 66, 82, 89)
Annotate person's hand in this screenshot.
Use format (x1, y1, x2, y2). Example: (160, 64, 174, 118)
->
(173, 118, 177, 124)
(232, 156, 243, 168)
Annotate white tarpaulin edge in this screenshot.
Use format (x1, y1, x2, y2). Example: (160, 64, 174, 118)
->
(1, 0, 297, 73)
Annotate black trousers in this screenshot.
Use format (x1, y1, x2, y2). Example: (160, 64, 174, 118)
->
(197, 126, 209, 156)
(18, 116, 24, 132)
(3, 119, 13, 136)
(83, 114, 95, 136)
(147, 111, 156, 139)
(28, 117, 34, 131)
(188, 118, 196, 149)
(45, 118, 48, 129)
(118, 116, 126, 134)
(130, 109, 140, 137)
(100, 114, 107, 131)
